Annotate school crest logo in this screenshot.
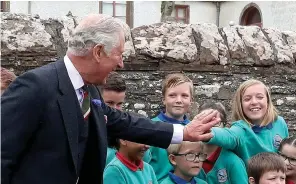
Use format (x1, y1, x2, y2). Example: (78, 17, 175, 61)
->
(273, 134, 282, 149)
(217, 169, 227, 183)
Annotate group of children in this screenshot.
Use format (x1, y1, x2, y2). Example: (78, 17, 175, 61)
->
(1, 67, 295, 184)
(99, 72, 295, 184)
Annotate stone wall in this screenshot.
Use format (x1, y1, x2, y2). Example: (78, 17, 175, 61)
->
(1, 13, 296, 133)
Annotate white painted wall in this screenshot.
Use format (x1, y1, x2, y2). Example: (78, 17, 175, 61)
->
(220, 1, 296, 31)
(10, 1, 99, 20)
(133, 1, 161, 28)
(9, 1, 296, 31)
(171, 1, 217, 24)
(10, 1, 29, 14)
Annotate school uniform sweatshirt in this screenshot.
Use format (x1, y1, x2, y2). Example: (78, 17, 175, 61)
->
(207, 116, 289, 165)
(104, 152, 158, 184)
(198, 148, 248, 184)
(149, 112, 190, 182)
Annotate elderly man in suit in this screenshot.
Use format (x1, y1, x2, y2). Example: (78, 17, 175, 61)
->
(1, 14, 220, 184)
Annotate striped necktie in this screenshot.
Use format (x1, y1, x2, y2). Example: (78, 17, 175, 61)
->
(81, 85, 91, 120)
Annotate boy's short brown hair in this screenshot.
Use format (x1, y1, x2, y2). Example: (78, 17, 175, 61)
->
(198, 102, 227, 124)
(247, 152, 286, 183)
(100, 72, 126, 93)
(162, 73, 193, 98)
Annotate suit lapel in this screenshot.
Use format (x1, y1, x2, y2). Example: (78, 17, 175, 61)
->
(88, 85, 108, 161)
(55, 60, 81, 175)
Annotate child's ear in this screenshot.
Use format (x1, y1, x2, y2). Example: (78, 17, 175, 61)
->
(119, 139, 127, 146)
(168, 154, 177, 166)
(248, 177, 255, 184)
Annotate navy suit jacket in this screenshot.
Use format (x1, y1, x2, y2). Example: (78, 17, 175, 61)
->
(1, 60, 174, 184)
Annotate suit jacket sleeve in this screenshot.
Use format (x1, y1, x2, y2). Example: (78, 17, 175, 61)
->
(102, 103, 174, 149)
(1, 72, 45, 184)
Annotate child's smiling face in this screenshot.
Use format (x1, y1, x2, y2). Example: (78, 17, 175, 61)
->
(241, 83, 268, 125)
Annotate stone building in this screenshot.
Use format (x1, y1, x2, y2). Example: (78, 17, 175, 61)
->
(1, 1, 296, 30)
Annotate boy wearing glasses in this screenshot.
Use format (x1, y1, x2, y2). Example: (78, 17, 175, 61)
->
(161, 141, 207, 184)
(278, 136, 296, 184)
(198, 102, 248, 184)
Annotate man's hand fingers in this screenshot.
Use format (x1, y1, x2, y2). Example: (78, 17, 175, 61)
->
(193, 109, 213, 121)
(200, 110, 219, 124)
(200, 117, 221, 131)
(196, 132, 214, 141)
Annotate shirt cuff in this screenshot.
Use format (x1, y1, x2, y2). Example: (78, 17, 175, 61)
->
(171, 124, 184, 144)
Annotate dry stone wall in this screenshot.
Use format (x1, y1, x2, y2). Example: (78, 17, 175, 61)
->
(1, 13, 295, 133)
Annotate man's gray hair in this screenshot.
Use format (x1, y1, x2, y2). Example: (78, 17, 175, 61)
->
(67, 15, 123, 56)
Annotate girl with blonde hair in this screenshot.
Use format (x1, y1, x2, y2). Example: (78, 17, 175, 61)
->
(206, 79, 289, 164)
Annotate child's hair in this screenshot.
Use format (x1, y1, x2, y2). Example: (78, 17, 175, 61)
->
(1, 67, 16, 91)
(100, 72, 126, 93)
(198, 102, 227, 126)
(231, 79, 278, 126)
(247, 152, 286, 183)
(279, 135, 296, 151)
(162, 73, 193, 98)
(167, 141, 204, 155)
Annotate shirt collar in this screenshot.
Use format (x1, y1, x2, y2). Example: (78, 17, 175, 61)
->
(168, 171, 196, 184)
(251, 123, 273, 134)
(64, 55, 84, 90)
(116, 152, 144, 172)
(157, 110, 190, 125)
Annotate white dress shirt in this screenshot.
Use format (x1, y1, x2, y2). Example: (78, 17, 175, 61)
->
(63, 55, 184, 144)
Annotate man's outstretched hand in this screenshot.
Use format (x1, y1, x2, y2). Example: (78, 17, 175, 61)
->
(183, 109, 220, 142)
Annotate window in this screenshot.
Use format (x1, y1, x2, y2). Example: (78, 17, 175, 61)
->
(99, 1, 133, 28)
(174, 5, 190, 24)
(1, 1, 10, 12)
(240, 4, 262, 27)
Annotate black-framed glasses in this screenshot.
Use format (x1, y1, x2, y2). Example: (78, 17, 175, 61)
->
(174, 153, 207, 162)
(278, 151, 296, 166)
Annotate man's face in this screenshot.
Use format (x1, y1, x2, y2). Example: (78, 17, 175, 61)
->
(102, 90, 126, 110)
(94, 32, 124, 85)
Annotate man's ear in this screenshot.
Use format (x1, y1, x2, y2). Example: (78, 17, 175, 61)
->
(168, 154, 177, 166)
(248, 177, 255, 184)
(93, 44, 105, 62)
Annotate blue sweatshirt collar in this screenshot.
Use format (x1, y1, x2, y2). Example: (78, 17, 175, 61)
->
(168, 171, 196, 184)
(157, 111, 190, 125)
(252, 123, 273, 133)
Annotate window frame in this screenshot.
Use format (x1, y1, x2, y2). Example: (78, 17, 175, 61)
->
(240, 4, 263, 28)
(175, 4, 190, 24)
(99, 1, 133, 28)
(1, 1, 10, 12)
